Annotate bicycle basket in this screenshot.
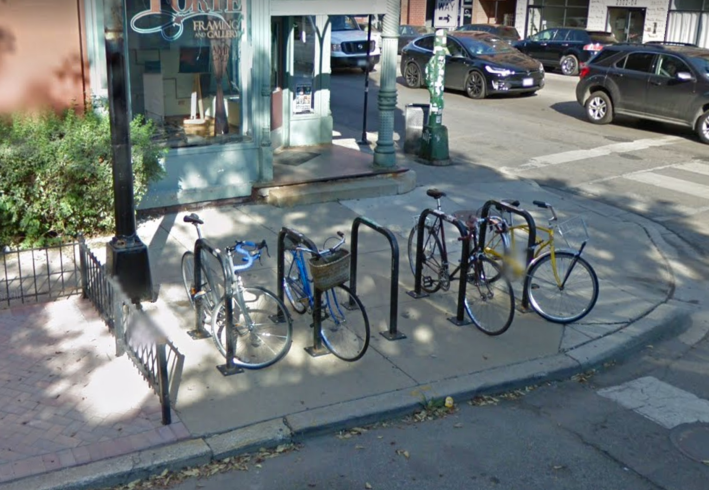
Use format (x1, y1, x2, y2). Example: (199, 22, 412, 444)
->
(558, 216, 589, 251)
(309, 249, 351, 290)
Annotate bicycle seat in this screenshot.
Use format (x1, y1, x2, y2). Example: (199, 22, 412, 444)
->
(183, 213, 204, 225)
(427, 188, 446, 199)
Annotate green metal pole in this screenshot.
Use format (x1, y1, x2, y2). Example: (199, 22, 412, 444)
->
(373, 0, 400, 168)
(418, 29, 450, 165)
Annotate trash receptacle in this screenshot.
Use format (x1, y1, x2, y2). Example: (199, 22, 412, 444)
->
(404, 103, 430, 155)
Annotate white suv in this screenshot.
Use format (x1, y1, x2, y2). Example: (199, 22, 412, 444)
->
(330, 15, 381, 71)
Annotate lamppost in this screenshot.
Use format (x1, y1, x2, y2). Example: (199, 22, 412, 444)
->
(104, 0, 153, 302)
(373, 0, 401, 168)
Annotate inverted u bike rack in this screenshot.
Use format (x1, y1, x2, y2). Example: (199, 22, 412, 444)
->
(276, 227, 332, 357)
(477, 199, 537, 309)
(191, 238, 243, 376)
(406, 209, 472, 326)
(350, 216, 405, 341)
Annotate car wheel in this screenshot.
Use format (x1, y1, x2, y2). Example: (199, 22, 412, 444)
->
(465, 70, 487, 99)
(403, 62, 422, 88)
(560, 55, 579, 76)
(585, 91, 613, 125)
(696, 110, 709, 144)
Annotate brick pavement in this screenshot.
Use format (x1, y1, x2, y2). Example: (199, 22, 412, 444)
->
(0, 297, 189, 484)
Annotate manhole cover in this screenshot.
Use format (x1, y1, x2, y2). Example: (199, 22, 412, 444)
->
(670, 423, 709, 462)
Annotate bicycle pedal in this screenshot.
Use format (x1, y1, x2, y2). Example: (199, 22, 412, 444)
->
(423, 276, 434, 288)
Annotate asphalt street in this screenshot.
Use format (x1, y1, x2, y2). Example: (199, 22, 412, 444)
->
(332, 65, 709, 259)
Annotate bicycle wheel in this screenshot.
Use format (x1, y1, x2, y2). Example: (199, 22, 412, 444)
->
(465, 256, 515, 336)
(283, 249, 309, 314)
(525, 251, 599, 324)
(181, 251, 217, 315)
(482, 225, 511, 282)
(407, 224, 446, 293)
(319, 284, 370, 362)
(210, 287, 293, 369)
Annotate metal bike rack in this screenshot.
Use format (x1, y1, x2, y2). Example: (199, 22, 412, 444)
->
(406, 209, 472, 326)
(276, 227, 331, 358)
(192, 238, 243, 376)
(477, 199, 537, 309)
(350, 216, 405, 341)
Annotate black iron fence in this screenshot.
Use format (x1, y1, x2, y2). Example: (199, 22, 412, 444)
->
(77, 236, 183, 425)
(1, 242, 81, 309)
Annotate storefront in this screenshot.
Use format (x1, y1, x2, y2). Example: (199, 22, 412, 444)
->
(81, 0, 387, 209)
(665, 0, 709, 47)
(514, 0, 671, 42)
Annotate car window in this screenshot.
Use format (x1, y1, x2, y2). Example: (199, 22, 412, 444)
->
(688, 53, 709, 77)
(589, 48, 620, 65)
(552, 29, 569, 41)
(500, 27, 521, 39)
(618, 52, 655, 73)
(446, 39, 465, 57)
(463, 36, 517, 55)
(656, 54, 691, 78)
(566, 30, 586, 42)
(415, 36, 434, 51)
(330, 16, 360, 32)
(532, 29, 556, 42)
(399, 26, 412, 36)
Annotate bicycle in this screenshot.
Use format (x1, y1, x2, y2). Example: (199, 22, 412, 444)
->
(407, 189, 515, 336)
(282, 232, 370, 362)
(183, 214, 293, 369)
(482, 200, 599, 324)
(210, 239, 294, 369)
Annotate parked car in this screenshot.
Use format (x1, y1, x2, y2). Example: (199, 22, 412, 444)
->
(400, 32, 545, 99)
(398, 25, 434, 54)
(329, 15, 381, 71)
(576, 43, 709, 144)
(455, 24, 521, 43)
(514, 28, 618, 76)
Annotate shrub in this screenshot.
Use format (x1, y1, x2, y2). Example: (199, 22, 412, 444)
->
(0, 104, 166, 248)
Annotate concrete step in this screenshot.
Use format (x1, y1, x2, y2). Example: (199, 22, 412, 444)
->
(256, 169, 416, 207)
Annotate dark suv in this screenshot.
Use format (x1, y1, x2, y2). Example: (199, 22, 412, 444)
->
(514, 28, 618, 75)
(576, 44, 709, 144)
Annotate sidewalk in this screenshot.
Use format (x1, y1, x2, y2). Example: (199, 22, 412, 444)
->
(0, 152, 700, 490)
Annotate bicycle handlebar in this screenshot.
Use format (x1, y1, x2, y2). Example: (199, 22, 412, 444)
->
(295, 232, 346, 258)
(533, 201, 558, 222)
(230, 240, 268, 272)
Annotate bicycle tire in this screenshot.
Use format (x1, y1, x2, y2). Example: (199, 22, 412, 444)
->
(210, 287, 293, 369)
(407, 224, 445, 293)
(524, 251, 599, 324)
(283, 249, 308, 314)
(481, 224, 511, 282)
(181, 251, 218, 317)
(464, 256, 515, 336)
(319, 284, 370, 362)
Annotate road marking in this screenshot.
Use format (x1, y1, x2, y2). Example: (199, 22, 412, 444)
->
(597, 376, 709, 429)
(624, 172, 709, 201)
(501, 136, 681, 173)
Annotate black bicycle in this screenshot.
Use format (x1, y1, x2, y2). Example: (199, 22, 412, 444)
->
(408, 189, 515, 336)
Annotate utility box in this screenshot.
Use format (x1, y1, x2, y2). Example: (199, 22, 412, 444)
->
(404, 103, 430, 155)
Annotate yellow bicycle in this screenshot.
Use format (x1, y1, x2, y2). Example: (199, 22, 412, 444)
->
(483, 200, 599, 324)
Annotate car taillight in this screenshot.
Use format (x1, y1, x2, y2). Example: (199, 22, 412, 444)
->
(583, 43, 603, 51)
(579, 66, 591, 79)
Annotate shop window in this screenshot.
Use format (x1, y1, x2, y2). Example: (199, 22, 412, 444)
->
(125, 0, 249, 148)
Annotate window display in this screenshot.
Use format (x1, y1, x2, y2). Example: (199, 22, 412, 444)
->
(126, 0, 248, 148)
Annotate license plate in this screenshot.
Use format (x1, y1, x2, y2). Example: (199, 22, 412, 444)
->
(523, 77, 533, 87)
(357, 58, 368, 67)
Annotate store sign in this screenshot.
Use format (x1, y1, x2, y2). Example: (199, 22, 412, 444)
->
(130, 0, 243, 41)
(434, 0, 460, 29)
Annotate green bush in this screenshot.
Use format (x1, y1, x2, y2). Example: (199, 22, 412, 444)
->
(0, 104, 166, 248)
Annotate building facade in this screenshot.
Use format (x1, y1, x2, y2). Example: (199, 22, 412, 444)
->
(514, 0, 709, 46)
(0, 0, 387, 210)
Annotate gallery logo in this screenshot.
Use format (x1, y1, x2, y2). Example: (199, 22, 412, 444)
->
(130, 0, 242, 41)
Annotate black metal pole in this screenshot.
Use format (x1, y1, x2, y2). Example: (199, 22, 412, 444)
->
(103, 0, 153, 302)
(359, 14, 373, 144)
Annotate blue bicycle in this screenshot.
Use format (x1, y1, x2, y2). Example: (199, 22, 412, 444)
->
(283, 232, 370, 362)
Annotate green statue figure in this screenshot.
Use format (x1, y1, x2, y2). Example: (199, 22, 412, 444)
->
(418, 29, 450, 165)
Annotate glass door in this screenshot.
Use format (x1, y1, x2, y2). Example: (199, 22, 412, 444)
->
(607, 8, 646, 43)
(527, 7, 543, 37)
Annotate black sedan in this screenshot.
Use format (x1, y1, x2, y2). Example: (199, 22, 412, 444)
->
(400, 32, 545, 99)
(398, 25, 434, 54)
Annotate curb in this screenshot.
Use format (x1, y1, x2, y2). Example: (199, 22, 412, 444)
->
(0, 296, 687, 490)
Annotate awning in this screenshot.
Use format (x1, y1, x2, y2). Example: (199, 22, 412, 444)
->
(271, 0, 387, 16)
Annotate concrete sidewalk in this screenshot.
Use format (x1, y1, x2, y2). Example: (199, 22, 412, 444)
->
(0, 156, 701, 490)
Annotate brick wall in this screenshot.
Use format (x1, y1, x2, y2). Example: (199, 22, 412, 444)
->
(402, 0, 429, 25)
